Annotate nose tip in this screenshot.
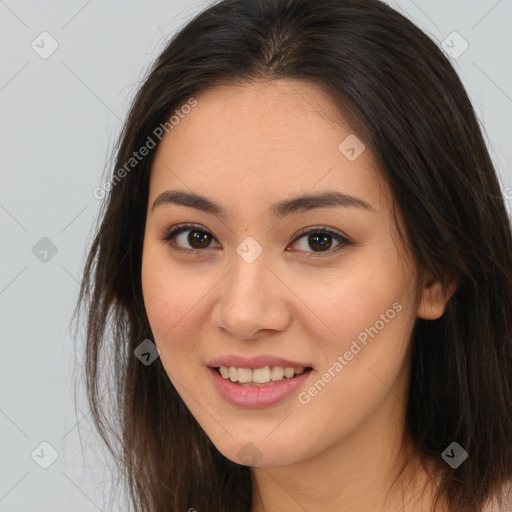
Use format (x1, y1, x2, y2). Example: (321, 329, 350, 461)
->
(211, 260, 291, 339)
(215, 301, 285, 341)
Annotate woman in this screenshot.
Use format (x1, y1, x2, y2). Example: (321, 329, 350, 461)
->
(73, 0, 512, 510)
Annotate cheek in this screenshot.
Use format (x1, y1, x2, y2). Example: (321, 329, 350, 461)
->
(141, 251, 206, 393)
(297, 255, 413, 355)
(292, 256, 417, 429)
(289, 268, 415, 453)
(142, 245, 203, 337)
(141, 247, 207, 375)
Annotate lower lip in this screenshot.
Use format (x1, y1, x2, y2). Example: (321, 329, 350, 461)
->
(206, 367, 314, 408)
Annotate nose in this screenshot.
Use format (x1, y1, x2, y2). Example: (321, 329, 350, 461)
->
(211, 253, 291, 340)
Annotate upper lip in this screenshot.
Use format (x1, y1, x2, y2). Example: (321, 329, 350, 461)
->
(207, 355, 314, 369)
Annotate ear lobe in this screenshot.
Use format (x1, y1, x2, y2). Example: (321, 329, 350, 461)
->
(417, 267, 459, 320)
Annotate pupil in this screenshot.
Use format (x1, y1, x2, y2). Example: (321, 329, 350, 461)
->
(190, 230, 211, 248)
(309, 233, 331, 252)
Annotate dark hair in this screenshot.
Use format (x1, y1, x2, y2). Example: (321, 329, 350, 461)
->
(71, 0, 512, 510)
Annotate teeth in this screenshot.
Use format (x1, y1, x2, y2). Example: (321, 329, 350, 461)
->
(228, 367, 237, 382)
(237, 367, 253, 383)
(284, 367, 295, 378)
(217, 365, 307, 384)
(252, 367, 271, 383)
(270, 366, 284, 380)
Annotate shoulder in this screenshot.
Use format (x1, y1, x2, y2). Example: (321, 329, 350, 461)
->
(482, 480, 512, 512)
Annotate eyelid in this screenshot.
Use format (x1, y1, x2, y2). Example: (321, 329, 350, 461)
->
(158, 223, 220, 253)
(291, 225, 352, 244)
(159, 222, 353, 256)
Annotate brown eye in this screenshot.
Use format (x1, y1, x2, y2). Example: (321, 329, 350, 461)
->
(186, 229, 212, 249)
(305, 232, 335, 252)
(161, 223, 352, 257)
(288, 227, 352, 256)
(161, 224, 220, 254)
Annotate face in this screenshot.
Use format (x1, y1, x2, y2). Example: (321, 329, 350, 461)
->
(141, 79, 438, 468)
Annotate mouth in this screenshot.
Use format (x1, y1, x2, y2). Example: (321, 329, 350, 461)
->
(206, 364, 315, 408)
(210, 365, 314, 386)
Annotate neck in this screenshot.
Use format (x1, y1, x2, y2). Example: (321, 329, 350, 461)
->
(249, 369, 446, 512)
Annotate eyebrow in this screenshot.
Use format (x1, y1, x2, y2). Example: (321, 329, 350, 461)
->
(151, 189, 374, 217)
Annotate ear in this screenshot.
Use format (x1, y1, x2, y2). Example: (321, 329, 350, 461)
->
(417, 266, 459, 320)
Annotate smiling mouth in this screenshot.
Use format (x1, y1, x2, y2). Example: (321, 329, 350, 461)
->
(213, 365, 314, 386)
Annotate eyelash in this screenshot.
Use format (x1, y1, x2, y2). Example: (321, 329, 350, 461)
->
(159, 223, 353, 257)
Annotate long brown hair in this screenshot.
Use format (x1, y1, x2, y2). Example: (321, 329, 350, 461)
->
(71, 0, 512, 510)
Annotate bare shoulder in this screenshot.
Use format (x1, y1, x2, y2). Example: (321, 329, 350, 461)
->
(482, 480, 512, 512)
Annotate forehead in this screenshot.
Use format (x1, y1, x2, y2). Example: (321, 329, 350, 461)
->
(148, 79, 388, 216)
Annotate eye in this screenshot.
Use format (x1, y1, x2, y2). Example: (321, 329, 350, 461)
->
(288, 226, 352, 257)
(159, 223, 220, 254)
(159, 223, 352, 256)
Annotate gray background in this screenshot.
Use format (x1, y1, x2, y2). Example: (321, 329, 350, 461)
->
(0, 1, 511, 510)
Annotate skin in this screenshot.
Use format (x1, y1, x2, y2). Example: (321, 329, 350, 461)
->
(141, 79, 457, 511)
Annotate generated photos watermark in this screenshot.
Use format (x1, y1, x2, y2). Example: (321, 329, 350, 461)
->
(298, 301, 403, 404)
(93, 97, 198, 200)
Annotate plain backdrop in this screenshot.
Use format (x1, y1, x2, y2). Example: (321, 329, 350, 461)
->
(0, 1, 511, 510)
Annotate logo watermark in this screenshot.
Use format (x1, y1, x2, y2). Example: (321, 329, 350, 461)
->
(93, 97, 198, 200)
(298, 301, 403, 405)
